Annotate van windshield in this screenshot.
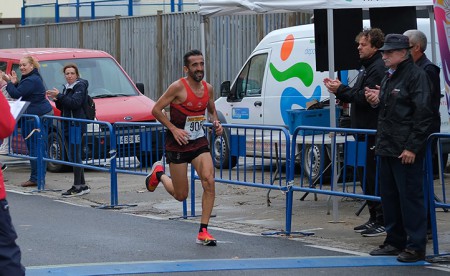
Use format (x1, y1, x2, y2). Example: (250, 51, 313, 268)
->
(39, 57, 138, 98)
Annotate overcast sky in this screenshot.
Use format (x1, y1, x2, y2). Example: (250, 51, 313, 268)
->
(1, 0, 21, 18)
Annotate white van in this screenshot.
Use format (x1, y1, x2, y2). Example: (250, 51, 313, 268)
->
(213, 18, 449, 173)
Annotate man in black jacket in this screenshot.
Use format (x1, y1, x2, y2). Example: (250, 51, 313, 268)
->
(365, 34, 433, 263)
(324, 28, 386, 237)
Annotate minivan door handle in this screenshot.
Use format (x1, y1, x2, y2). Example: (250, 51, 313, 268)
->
(254, 101, 262, 107)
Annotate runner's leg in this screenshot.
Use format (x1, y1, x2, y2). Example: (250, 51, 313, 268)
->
(191, 152, 215, 225)
(161, 162, 189, 201)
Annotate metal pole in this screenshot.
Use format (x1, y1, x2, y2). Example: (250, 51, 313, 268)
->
(109, 124, 118, 206)
(428, 6, 437, 63)
(55, 0, 60, 23)
(128, 0, 133, 16)
(326, 8, 340, 223)
(21, 0, 25, 25)
(76, 0, 80, 21)
(200, 16, 207, 80)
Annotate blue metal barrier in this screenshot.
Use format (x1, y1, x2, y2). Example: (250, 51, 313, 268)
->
(6, 116, 447, 248)
(4, 114, 44, 189)
(426, 133, 450, 257)
(188, 123, 293, 232)
(288, 126, 380, 234)
(186, 123, 384, 235)
(113, 122, 165, 175)
(42, 115, 122, 207)
(290, 126, 379, 200)
(6, 115, 166, 207)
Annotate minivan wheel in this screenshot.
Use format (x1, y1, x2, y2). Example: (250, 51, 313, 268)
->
(47, 131, 69, 172)
(302, 144, 330, 181)
(210, 130, 237, 169)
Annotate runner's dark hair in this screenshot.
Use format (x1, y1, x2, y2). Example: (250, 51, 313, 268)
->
(183, 49, 203, 67)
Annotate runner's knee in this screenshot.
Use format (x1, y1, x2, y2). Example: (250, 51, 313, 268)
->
(173, 191, 188, 201)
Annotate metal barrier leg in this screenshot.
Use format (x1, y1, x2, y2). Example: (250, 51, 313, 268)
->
(266, 143, 281, 207)
(434, 195, 449, 212)
(261, 187, 315, 237)
(300, 162, 332, 201)
(355, 201, 368, 216)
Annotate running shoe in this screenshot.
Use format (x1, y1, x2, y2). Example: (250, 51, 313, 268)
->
(196, 228, 217, 246)
(361, 224, 386, 237)
(81, 185, 91, 195)
(353, 220, 376, 233)
(145, 161, 163, 192)
(62, 186, 90, 197)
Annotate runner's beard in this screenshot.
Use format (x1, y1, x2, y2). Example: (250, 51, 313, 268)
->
(190, 70, 204, 82)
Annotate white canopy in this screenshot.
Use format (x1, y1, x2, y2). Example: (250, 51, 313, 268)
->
(199, 0, 433, 17)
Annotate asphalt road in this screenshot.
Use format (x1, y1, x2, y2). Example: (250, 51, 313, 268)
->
(6, 191, 450, 276)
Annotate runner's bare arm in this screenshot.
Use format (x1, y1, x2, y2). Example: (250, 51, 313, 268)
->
(152, 81, 190, 145)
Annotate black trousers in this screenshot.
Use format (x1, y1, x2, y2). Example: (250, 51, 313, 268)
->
(66, 123, 86, 186)
(357, 135, 383, 224)
(379, 156, 427, 252)
(67, 142, 85, 186)
(0, 199, 25, 275)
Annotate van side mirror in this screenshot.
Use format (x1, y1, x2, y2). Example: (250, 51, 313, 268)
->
(220, 81, 230, 97)
(136, 83, 145, 94)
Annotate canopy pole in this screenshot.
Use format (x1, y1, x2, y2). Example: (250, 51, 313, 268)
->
(327, 9, 336, 128)
(326, 8, 341, 223)
(428, 5, 437, 63)
(201, 16, 207, 81)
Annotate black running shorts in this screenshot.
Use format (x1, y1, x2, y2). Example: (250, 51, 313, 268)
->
(165, 145, 210, 164)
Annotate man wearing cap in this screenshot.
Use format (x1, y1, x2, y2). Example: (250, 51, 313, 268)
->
(365, 34, 433, 262)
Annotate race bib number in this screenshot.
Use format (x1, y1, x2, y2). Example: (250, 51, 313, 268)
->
(184, 115, 206, 140)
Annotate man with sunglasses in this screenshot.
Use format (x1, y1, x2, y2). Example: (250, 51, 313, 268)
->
(365, 34, 433, 262)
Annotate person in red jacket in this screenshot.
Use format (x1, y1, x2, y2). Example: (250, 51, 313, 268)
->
(0, 93, 25, 275)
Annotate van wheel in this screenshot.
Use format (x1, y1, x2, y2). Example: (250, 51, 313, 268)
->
(302, 144, 330, 181)
(210, 130, 237, 169)
(47, 131, 69, 172)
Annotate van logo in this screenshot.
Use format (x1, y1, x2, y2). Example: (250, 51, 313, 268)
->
(271, 34, 321, 127)
(124, 116, 133, 121)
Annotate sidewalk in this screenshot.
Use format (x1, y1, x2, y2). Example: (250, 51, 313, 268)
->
(2, 154, 450, 257)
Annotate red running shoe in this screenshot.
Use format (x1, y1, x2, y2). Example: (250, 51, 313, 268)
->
(196, 228, 217, 246)
(145, 161, 163, 192)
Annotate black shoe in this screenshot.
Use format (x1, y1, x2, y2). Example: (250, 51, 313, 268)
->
(62, 186, 90, 197)
(361, 224, 386, 237)
(354, 220, 376, 233)
(369, 244, 402, 256)
(397, 249, 425, 263)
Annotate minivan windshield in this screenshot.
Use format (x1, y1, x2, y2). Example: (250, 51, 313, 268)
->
(37, 57, 138, 98)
